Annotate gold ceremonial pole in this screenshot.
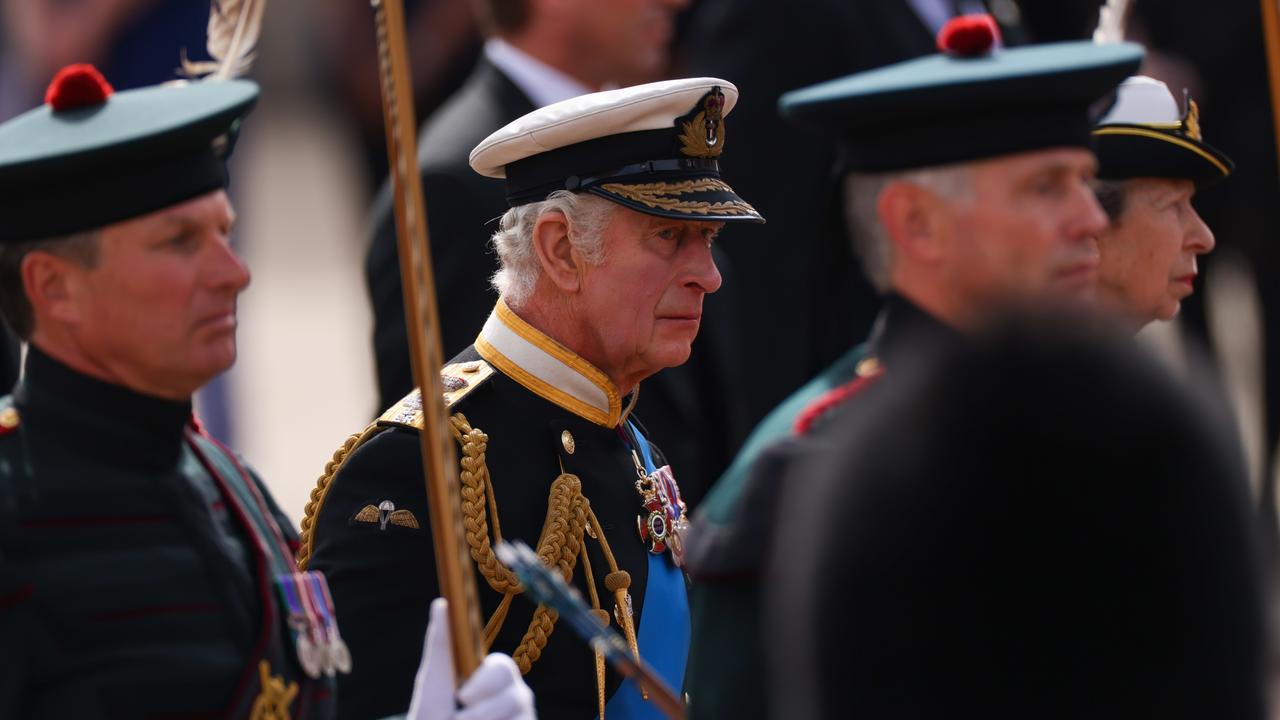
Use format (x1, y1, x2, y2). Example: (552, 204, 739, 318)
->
(369, 0, 483, 678)
(1263, 0, 1280, 173)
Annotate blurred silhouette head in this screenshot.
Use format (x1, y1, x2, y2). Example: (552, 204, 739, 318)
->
(769, 311, 1268, 719)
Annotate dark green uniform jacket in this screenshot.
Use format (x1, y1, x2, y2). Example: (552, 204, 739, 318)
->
(683, 295, 955, 719)
(0, 346, 336, 719)
(303, 301, 690, 720)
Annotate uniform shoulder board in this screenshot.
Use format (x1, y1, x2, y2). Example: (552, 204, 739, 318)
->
(442, 359, 495, 408)
(376, 360, 495, 431)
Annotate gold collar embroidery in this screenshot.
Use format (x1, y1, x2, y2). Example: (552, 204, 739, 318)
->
(475, 301, 633, 428)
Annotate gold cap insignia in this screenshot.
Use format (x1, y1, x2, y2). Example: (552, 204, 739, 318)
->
(678, 87, 727, 159)
(1183, 98, 1202, 142)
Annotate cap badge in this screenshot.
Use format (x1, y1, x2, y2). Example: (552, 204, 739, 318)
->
(1183, 99, 1202, 142)
(678, 87, 726, 158)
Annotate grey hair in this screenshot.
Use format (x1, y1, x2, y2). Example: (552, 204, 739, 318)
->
(843, 165, 973, 292)
(1092, 178, 1129, 223)
(489, 190, 616, 306)
(0, 231, 100, 340)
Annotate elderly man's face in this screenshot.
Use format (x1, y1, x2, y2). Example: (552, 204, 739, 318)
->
(62, 190, 250, 398)
(940, 148, 1107, 311)
(576, 208, 722, 388)
(1097, 178, 1214, 325)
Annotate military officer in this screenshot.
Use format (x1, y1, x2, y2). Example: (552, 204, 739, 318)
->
(1091, 76, 1234, 330)
(301, 77, 762, 720)
(0, 65, 533, 719)
(681, 15, 1144, 719)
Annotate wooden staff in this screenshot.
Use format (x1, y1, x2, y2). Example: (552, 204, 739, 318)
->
(1263, 0, 1280, 174)
(369, 0, 483, 679)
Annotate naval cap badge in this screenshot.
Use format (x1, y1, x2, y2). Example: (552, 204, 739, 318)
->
(677, 86, 727, 159)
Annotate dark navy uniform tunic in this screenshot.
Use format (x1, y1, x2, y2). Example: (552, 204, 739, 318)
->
(304, 301, 689, 720)
(0, 347, 335, 718)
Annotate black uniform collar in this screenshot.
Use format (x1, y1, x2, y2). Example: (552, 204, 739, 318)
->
(15, 344, 193, 469)
(865, 293, 962, 369)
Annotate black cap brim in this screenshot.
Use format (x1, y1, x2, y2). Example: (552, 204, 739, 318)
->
(1093, 125, 1234, 188)
(0, 79, 258, 243)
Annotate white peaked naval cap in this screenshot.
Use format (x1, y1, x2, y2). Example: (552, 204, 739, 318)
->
(469, 77, 763, 223)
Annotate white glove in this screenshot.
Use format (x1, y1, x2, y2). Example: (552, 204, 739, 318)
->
(407, 598, 537, 720)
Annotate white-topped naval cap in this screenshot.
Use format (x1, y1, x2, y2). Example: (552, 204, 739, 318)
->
(469, 77, 739, 178)
(1098, 75, 1182, 126)
(1092, 74, 1233, 185)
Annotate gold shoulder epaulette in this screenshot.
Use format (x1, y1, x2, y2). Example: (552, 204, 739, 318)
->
(376, 360, 495, 431)
(377, 389, 425, 430)
(442, 360, 495, 409)
(298, 359, 496, 570)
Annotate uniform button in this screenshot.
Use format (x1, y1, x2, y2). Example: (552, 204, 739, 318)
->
(461, 362, 481, 374)
(561, 430, 576, 455)
(0, 407, 19, 430)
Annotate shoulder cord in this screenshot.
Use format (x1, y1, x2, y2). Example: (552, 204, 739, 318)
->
(297, 424, 383, 571)
(449, 413, 642, 718)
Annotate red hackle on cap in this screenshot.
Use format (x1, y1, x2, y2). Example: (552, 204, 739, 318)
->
(45, 64, 114, 111)
(937, 14, 1001, 57)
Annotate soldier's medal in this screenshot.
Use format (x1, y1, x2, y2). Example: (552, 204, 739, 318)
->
(308, 571, 353, 675)
(297, 571, 340, 677)
(276, 573, 325, 678)
(297, 631, 324, 680)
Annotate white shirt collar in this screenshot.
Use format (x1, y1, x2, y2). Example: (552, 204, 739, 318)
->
(483, 38, 594, 109)
(475, 300, 630, 428)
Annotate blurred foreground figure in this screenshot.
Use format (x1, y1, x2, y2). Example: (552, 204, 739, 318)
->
(768, 313, 1268, 719)
(1093, 75, 1233, 330)
(683, 16, 1141, 719)
(0, 65, 532, 719)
